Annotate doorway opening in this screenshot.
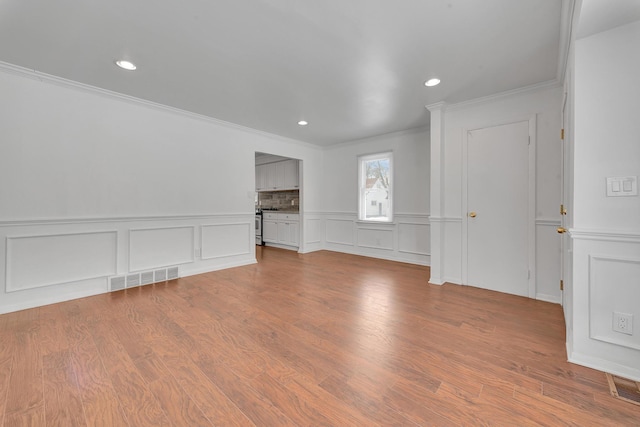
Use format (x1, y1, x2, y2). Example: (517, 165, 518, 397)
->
(255, 152, 302, 253)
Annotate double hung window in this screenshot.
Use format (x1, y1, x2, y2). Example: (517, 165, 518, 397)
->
(358, 152, 393, 222)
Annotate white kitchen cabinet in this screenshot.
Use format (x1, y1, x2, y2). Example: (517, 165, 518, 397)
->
(255, 164, 266, 191)
(283, 159, 299, 189)
(262, 219, 278, 243)
(263, 213, 299, 248)
(256, 163, 276, 191)
(265, 163, 277, 190)
(256, 159, 299, 191)
(277, 221, 299, 246)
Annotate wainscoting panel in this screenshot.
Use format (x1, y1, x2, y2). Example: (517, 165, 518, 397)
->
(589, 254, 640, 351)
(5, 231, 117, 292)
(569, 229, 640, 381)
(201, 222, 251, 260)
(129, 226, 195, 272)
(357, 228, 393, 251)
(0, 214, 256, 314)
(326, 218, 355, 246)
(321, 213, 430, 266)
(398, 223, 430, 256)
(305, 218, 321, 244)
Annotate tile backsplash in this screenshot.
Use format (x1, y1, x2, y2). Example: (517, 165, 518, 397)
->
(257, 190, 299, 211)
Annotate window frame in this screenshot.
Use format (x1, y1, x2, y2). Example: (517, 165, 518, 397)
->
(357, 151, 393, 222)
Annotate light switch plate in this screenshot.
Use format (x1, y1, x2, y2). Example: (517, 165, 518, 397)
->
(606, 176, 638, 197)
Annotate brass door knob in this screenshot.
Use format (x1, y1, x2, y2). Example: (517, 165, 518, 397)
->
(469, 212, 477, 218)
(557, 227, 567, 234)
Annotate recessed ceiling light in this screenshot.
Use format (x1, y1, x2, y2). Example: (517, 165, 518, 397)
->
(298, 120, 308, 126)
(424, 78, 441, 87)
(115, 60, 137, 71)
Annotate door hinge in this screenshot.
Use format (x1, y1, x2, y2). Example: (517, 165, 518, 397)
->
(560, 204, 567, 215)
(560, 280, 564, 291)
(561, 128, 565, 140)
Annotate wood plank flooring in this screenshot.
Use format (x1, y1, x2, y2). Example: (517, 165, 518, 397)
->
(1, 246, 638, 426)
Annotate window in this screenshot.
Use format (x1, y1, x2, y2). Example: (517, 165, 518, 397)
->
(358, 152, 393, 222)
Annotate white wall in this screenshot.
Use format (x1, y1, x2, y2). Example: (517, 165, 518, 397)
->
(430, 84, 563, 302)
(0, 65, 324, 314)
(569, 20, 640, 380)
(319, 128, 431, 265)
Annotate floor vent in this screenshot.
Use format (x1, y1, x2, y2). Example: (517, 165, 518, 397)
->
(126, 273, 141, 288)
(110, 276, 126, 291)
(607, 373, 640, 406)
(167, 266, 179, 280)
(110, 267, 179, 294)
(154, 268, 167, 282)
(140, 271, 155, 286)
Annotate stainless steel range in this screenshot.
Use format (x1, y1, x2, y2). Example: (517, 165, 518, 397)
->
(255, 211, 263, 245)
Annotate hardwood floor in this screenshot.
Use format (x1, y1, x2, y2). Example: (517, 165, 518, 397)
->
(1, 247, 638, 426)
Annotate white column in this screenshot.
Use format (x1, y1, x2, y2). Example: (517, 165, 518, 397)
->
(426, 102, 446, 285)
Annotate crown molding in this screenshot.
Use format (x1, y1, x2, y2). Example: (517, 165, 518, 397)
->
(425, 101, 446, 112)
(324, 126, 430, 150)
(0, 61, 321, 151)
(445, 79, 562, 112)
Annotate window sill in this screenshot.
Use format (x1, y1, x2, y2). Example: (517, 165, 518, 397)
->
(355, 220, 396, 226)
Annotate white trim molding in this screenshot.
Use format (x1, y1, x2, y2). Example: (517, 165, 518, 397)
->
(571, 228, 640, 243)
(536, 218, 562, 227)
(428, 216, 462, 223)
(569, 351, 640, 383)
(0, 212, 256, 227)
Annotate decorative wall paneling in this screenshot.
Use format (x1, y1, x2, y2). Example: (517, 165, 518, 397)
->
(570, 229, 640, 381)
(300, 214, 323, 254)
(201, 222, 251, 260)
(0, 214, 255, 314)
(325, 216, 355, 247)
(129, 226, 195, 272)
(5, 231, 117, 292)
(321, 213, 430, 266)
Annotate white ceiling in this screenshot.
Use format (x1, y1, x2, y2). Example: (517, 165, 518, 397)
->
(577, 0, 640, 39)
(0, 0, 565, 146)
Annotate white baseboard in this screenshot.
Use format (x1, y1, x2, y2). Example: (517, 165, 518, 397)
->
(536, 293, 561, 304)
(180, 259, 257, 277)
(322, 244, 429, 267)
(568, 350, 640, 382)
(0, 285, 106, 315)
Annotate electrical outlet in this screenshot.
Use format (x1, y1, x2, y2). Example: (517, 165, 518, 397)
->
(613, 312, 633, 335)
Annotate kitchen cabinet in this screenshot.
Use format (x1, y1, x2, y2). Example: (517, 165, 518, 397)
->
(256, 159, 299, 191)
(256, 163, 277, 191)
(263, 218, 278, 242)
(255, 164, 266, 190)
(262, 212, 299, 248)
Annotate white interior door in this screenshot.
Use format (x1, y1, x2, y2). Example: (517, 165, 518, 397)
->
(466, 120, 533, 297)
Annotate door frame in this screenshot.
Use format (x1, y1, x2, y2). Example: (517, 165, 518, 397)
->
(461, 115, 537, 298)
